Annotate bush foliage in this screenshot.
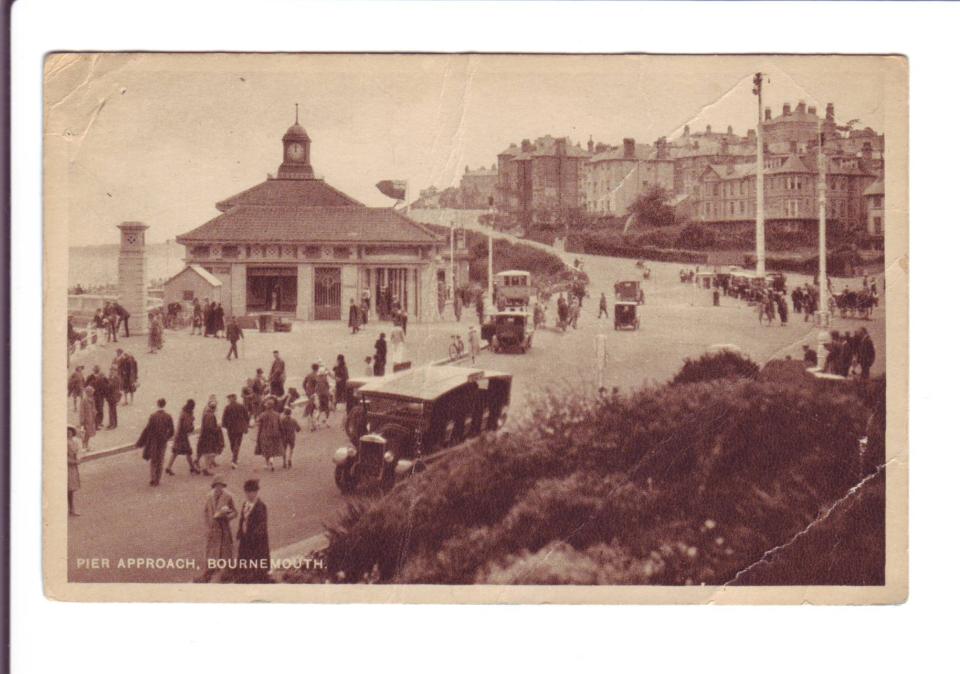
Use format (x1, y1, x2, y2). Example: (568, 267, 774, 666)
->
(671, 350, 761, 385)
(285, 358, 884, 586)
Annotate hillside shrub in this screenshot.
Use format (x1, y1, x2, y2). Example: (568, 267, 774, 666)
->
(285, 363, 882, 586)
(671, 350, 760, 385)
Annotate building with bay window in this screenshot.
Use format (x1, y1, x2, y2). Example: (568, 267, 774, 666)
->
(176, 118, 445, 322)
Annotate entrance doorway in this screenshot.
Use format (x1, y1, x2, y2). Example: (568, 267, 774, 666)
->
(373, 268, 408, 320)
(247, 267, 297, 313)
(314, 267, 342, 320)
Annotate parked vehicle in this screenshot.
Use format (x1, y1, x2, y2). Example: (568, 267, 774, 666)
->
(334, 365, 513, 493)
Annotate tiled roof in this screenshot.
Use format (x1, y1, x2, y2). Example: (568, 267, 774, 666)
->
(588, 144, 653, 163)
(177, 205, 440, 244)
(215, 178, 362, 213)
(165, 264, 223, 287)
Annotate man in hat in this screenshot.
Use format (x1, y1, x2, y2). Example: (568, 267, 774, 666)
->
(269, 350, 286, 397)
(236, 479, 270, 583)
(68, 365, 85, 411)
(226, 317, 243, 360)
(135, 398, 175, 486)
(202, 475, 237, 582)
(221, 393, 249, 469)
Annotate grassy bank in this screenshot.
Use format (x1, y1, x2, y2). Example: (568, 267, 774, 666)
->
(284, 353, 885, 586)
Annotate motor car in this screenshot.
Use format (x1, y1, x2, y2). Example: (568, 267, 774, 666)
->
(491, 310, 534, 353)
(334, 365, 513, 492)
(614, 301, 639, 330)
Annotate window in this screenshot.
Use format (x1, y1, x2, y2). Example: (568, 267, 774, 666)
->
(221, 245, 239, 258)
(182, 290, 195, 301)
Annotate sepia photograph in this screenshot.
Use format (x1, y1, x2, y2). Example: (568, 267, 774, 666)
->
(41, 53, 907, 602)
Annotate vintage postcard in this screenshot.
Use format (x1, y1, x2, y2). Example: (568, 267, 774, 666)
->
(42, 53, 907, 603)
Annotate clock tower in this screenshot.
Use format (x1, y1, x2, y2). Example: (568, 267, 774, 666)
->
(116, 220, 149, 335)
(277, 104, 315, 180)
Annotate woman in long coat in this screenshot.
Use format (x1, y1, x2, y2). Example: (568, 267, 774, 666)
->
(77, 386, 97, 450)
(203, 476, 237, 579)
(166, 399, 199, 476)
(196, 399, 225, 475)
(347, 299, 361, 334)
(148, 314, 164, 353)
(254, 398, 283, 471)
(333, 354, 349, 410)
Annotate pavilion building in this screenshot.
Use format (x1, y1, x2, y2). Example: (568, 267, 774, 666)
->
(176, 117, 444, 322)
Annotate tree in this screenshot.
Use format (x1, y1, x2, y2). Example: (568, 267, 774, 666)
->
(626, 185, 676, 229)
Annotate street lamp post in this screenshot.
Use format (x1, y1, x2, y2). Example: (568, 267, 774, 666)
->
(816, 117, 832, 369)
(752, 72, 766, 278)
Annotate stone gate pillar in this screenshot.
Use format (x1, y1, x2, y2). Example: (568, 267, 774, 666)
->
(117, 221, 149, 335)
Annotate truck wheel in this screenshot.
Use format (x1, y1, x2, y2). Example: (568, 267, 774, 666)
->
(334, 463, 360, 493)
(344, 406, 366, 447)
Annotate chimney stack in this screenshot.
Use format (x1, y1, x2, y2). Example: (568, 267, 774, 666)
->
(782, 103, 791, 116)
(706, 124, 712, 135)
(555, 137, 567, 155)
(683, 125, 690, 136)
(727, 125, 733, 135)
(655, 136, 668, 160)
(797, 100, 807, 115)
(587, 137, 595, 153)
(764, 107, 772, 121)
(746, 128, 756, 139)
(826, 103, 835, 121)
(623, 138, 636, 158)
(808, 105, 817, 116)
(521, 138, 532, 153)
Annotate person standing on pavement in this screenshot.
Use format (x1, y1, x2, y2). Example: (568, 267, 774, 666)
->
(202, 475, 237, 582)
(85, 365, 107, 429)
(136, 398, 175, 486)
(166, 398, 199, 476)
(374, 333, 387, 376)
(598, 292, 608, 319)
(314, 361, 332, 426)
(78, 386, 97, 450)
(197, 398, 225, 476)
(236, 479, 270, 583)
(468, 324, 480, 364)
(67, 425, 81, 516)
(475, 293, 485, 324)
(222, 393, 250, 468)
(226, 317, 243, 360)
(214, 302, 225, 338)
(115, 302, 131, 338)
(569, 297, 581, 330)
(390, 324, 406, 368)
(105, 365, 122, 430)
(348, 298, 361, 334)
(269, 350, 286, 398)
(333, 354, 349, 410)
(858, 327, 876, 380)
(148, 313, 164, 353)
(254, 398, 283, 471)
(117, 349, 138, 405)
(68, 365, 85, 411)
(280, 408, 301, 469)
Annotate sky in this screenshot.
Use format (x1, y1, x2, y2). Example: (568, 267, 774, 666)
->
(45, 53, 895, 246)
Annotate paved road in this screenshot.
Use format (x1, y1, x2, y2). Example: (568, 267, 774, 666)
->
(68, 417, 351, 583)
(66, 237, 884, 582)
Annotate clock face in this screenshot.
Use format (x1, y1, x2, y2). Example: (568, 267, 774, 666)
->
(125, 234, 139, 246)
(287, 142, 304, 161)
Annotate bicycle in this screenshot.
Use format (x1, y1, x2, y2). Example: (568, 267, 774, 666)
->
(448, 334, 465, 360)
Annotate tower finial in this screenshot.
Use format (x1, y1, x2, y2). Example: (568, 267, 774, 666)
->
(295, 102, 299, 124)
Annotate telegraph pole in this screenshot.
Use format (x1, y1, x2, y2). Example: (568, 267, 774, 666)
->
(816, 116, 831, 369)
(752, 72, 766, 277)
